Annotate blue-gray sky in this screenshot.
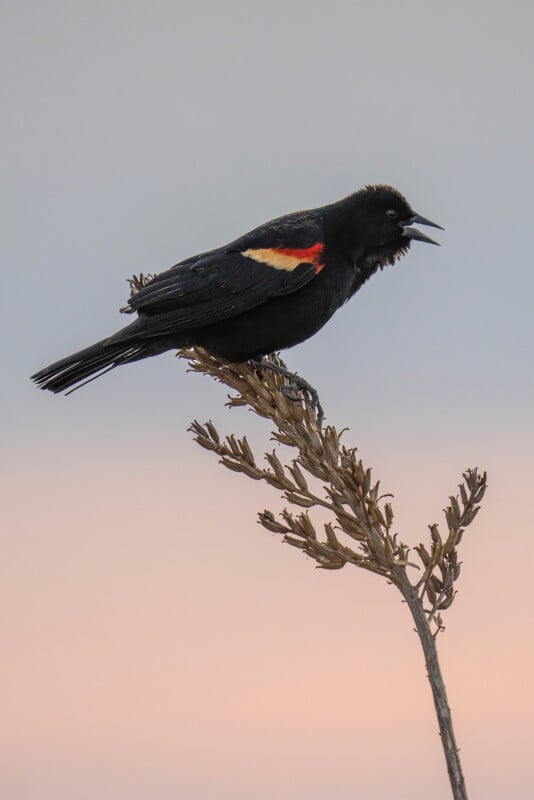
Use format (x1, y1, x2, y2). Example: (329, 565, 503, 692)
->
(2, 3, 533, 798)
(4, 0, 533, 449)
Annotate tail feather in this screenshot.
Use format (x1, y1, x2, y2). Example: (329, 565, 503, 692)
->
(31, 338, 147, 394)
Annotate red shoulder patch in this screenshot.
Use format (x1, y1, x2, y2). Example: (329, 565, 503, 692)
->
(242, 243, 325, 273)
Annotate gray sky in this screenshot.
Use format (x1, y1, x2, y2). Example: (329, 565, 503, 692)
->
(3, 0, 533, 450)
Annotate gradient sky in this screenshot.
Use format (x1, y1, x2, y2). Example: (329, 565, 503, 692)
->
(2, 2, 534, 798)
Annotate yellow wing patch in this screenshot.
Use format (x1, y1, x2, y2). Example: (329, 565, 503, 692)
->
(242, 243, 324, 273)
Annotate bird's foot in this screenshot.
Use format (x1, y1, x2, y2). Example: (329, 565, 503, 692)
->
(250, 358, 324, 428)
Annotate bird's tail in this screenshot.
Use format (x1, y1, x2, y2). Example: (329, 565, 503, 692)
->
(31, 336, 151, 394)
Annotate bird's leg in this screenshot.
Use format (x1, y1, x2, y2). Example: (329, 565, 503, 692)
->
(250, 357, 324, 427)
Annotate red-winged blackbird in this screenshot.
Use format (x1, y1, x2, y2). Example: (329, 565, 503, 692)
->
(32, 184, 442, 395)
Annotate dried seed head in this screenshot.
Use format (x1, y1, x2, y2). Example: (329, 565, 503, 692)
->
(258, 511, 289, 534)
(183, 347, 486, 632)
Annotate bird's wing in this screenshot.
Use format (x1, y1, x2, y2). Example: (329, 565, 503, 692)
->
(125, 224, 325, 335)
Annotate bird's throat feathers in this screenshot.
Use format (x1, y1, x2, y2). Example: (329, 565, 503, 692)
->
(359, 240, 410, 277)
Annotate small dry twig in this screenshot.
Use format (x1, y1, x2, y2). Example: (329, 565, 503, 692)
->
(120, 272, 158, 313)
(181, 347, 487, 800)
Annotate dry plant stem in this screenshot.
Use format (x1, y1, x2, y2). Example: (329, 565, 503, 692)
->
(181, 347, 487, 800)
(395, 568, 468, 800)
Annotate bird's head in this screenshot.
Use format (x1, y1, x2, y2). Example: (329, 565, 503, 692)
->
(347, 184, 443, 271)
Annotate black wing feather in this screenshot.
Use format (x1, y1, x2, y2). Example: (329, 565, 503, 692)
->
(125, 253, 318, 335)
(125, 215, 324, 335)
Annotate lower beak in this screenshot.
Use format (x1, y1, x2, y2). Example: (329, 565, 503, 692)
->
(402, 213, 444, 246)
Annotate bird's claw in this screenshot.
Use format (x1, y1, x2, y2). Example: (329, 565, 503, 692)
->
(251, 359, 324, 428)
(283, 381, 324, 428)
(281, 384, 302, 402)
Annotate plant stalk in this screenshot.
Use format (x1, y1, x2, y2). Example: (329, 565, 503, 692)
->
(396, 568, 468, 800)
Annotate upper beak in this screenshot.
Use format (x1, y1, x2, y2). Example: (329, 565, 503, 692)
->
(402, 213, 444, 246)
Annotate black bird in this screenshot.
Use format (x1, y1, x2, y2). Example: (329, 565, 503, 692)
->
(31, 184, 442, 395)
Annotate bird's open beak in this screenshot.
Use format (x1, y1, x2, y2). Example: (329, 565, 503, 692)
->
(402, 213, 444, 246)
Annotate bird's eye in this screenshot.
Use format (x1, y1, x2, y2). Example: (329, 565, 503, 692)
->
(386, 209, 399, 219)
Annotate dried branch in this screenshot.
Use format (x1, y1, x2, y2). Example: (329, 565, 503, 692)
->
(181, 346, 487, 800)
